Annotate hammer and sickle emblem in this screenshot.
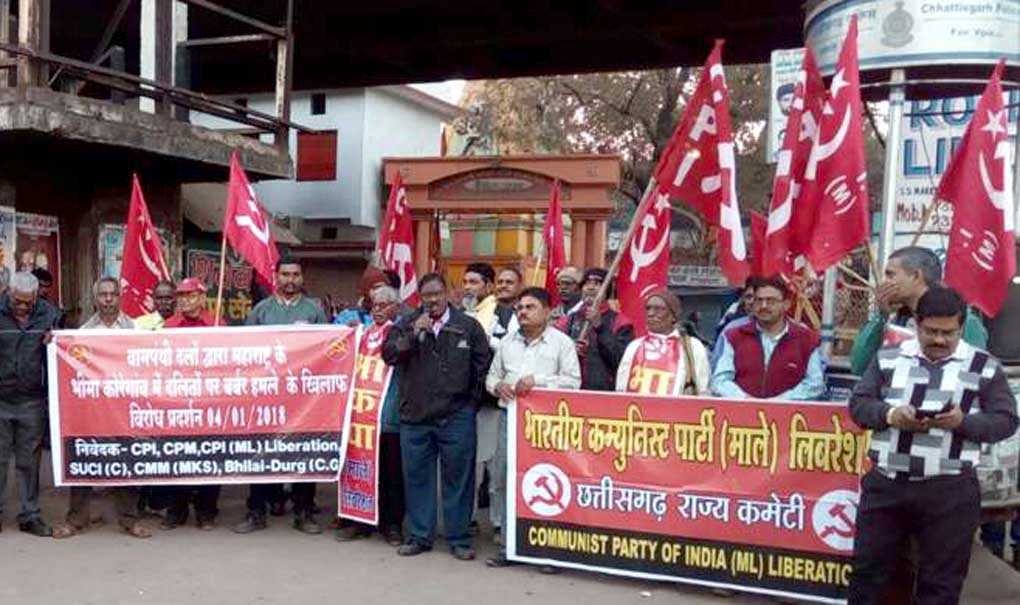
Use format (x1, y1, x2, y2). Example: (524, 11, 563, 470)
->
(234, 184, 271, 245)
(805, 106, 851, 181)
(326, 338, 349, 360)
(819, 502, 855, 540)
(978, 140, 1014, 232)
(527, 473, 565, 509)
(627, 194, 671, 282)
(68, 345, 90, 362)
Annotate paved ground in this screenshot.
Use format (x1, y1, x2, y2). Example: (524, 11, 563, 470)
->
(1, 460, 773, 605)
(3, 459, 1019, 604)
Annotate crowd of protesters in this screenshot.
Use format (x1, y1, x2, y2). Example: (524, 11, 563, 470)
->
(0, 245, 1016, 604)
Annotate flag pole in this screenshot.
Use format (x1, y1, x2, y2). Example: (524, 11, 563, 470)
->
(213, 235, 228, 327)
(577, 176, 658, 343)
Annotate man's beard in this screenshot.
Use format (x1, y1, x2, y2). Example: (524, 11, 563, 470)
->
(462, 294, 478, 311)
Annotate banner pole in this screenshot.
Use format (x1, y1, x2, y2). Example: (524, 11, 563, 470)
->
(213, 235, 228, 327)
(877, 68, 906, 268)
(577, 176, 658, 343)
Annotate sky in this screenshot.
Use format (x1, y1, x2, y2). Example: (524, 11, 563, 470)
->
(409, 80, 466, 105)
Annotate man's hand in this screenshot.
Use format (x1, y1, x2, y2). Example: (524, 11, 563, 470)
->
(875, 281, 900, 316)
(887, 405, 927, 432)
(412, 314, 431, 333)
(585, 306, 602, 328)
(495, 382, 515, 402)
(43, 330, 53, 345)
(575, 338, 589, 359)
(931, 405, 965, 431)
(515, 375, 536, 397)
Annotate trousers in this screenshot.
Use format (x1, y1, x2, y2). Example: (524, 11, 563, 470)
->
(166, 485, 221, 524)
(247, 482, 316, 517)
(0, 399, 45, 523)
(400, 406, 476, 549)
(67, 486, 140, 530)
(848, 469, 980, 605)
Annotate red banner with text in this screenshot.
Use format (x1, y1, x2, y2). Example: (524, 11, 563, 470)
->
(338, 322, 394, 524)
(47, 325, 358, 486)
(508, 389, 867, 604)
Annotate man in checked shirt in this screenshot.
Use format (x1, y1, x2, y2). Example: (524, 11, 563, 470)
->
(848, 287, 1018, 604)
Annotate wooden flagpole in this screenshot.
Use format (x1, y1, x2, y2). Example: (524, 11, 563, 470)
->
(213, 236, 228, 327)
(577, 176, 658, 343)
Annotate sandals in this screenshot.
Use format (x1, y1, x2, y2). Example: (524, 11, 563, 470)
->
(121, 522, 153, 539)
(51, 522, 82, 540)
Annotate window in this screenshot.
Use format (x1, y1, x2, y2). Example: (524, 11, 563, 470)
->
(310, 93, 326, 115)
(296, 130, 338, 181)
(320, 226, 338, 240)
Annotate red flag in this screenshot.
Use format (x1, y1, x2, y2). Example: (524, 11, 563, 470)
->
(750, 210, 768, 277)
(617, 190, 672, 336)
(939, 60, 1015, 317)
(543, 180, 568, 306)
(377, 172, 421, 306)
(120, 174, 171, 317)
(655, 40, 749, 285)
(800, 17, 871, 272)
(765, 48, 826, 276)
(224, 152, 280, 288)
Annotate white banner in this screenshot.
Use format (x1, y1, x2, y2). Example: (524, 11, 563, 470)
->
(806, 0, 1020, 75)
(893, 90, 1019, 259)
(767, 48, 807, 163)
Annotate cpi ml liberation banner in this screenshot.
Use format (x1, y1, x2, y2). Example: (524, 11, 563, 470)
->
(508, 390, 869, 604)
(48, 325, 358, 486)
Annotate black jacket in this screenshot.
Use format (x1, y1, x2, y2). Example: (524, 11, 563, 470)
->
(563, 308, 634, 391)
(382, 306, 492, 424)
(0, 294, 62, 403)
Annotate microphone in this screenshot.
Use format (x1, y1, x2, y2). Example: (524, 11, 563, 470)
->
(413, 305, 428, 343)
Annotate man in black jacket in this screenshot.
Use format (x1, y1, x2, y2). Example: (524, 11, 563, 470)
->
(558, 268, 634, 391)
(0, 272, 61, 536)
(382, 273, 491, 561)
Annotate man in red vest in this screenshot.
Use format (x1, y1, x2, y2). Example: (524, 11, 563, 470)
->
(710, 275, 825, 400)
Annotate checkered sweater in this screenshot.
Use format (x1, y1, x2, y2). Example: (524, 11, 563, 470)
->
(850, 339, 1019, 481)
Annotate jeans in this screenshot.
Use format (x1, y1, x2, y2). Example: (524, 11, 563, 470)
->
(848, 470, 980, 605)
(379, 432, 405, 531)
(400, 406, 477, 549)
(980, 520, 1020, 556)
(492, 409, 508, 551)
(0, 399, 46, 523)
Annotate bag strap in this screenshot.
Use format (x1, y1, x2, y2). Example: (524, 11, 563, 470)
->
(680, 334, 698, 396)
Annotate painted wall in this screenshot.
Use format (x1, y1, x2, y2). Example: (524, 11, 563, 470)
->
(191, 88, 445, 229)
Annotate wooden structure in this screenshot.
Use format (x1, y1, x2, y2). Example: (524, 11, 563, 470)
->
(383, 155, 620, 279)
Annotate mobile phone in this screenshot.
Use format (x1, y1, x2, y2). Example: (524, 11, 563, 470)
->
(915, 404, 953, 419)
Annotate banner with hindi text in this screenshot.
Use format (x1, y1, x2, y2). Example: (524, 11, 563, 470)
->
(508, 389, 868, 604)
(47, 325, 358, 486)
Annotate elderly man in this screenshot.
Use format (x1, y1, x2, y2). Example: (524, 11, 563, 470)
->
(550, 265, 583, 319)
(53, 278, 150, 539)
(160, 278, 220, 530)
(558, 268, 634, 391)
(617, 288, 710, 396)
(847, 287, 1018, 604)
(383, 273, 490, 560)
(134, 280, 177, 330)
(0, 272, 61, 536)
(233, 257, 329, 535)
(335, 285, 406, 545)
(485, 286, 580, 567)
(711, 275, 825, 401)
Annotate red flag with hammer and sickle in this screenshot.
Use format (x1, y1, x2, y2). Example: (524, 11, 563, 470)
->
(377, 172, 420, 306)
(224, 152, 279, 288)
(800, 17, 871, 272)
(939, 59, 1015, 317)
(655, 39, 749, 286)
(765, 48, 826, 277)
(120, 174, 171, 317)
(617, 189, 671, 336)
(543, 180, 568, 306)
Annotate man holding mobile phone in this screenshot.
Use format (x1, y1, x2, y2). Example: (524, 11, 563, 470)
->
(847, 287, 1018, 604)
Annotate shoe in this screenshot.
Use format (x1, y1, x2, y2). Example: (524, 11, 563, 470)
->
(270, 500, 287, 517)
(384, 526, 403, 546)
(231, 514, 267, 534)
(293, 514, 323, 535)
(333, 524, 372, 542)
(451, 546, 476, 561)
(486, 555, 514, 568)
(538, 565, 560, 575)
(397, 542, 431, 556)
(19, 519, 53, 537)
(197, 519, 216, 531)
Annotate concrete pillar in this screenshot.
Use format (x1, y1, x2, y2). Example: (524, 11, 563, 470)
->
(414, 219, 430, 277)
(586, 219, 607, 268)
(140, 0, 185, 114)
(570, 218, 588, 268)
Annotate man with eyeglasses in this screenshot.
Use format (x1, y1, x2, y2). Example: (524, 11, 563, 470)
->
(847, 286, 1018, 603)
(710, 275, 825, 400)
